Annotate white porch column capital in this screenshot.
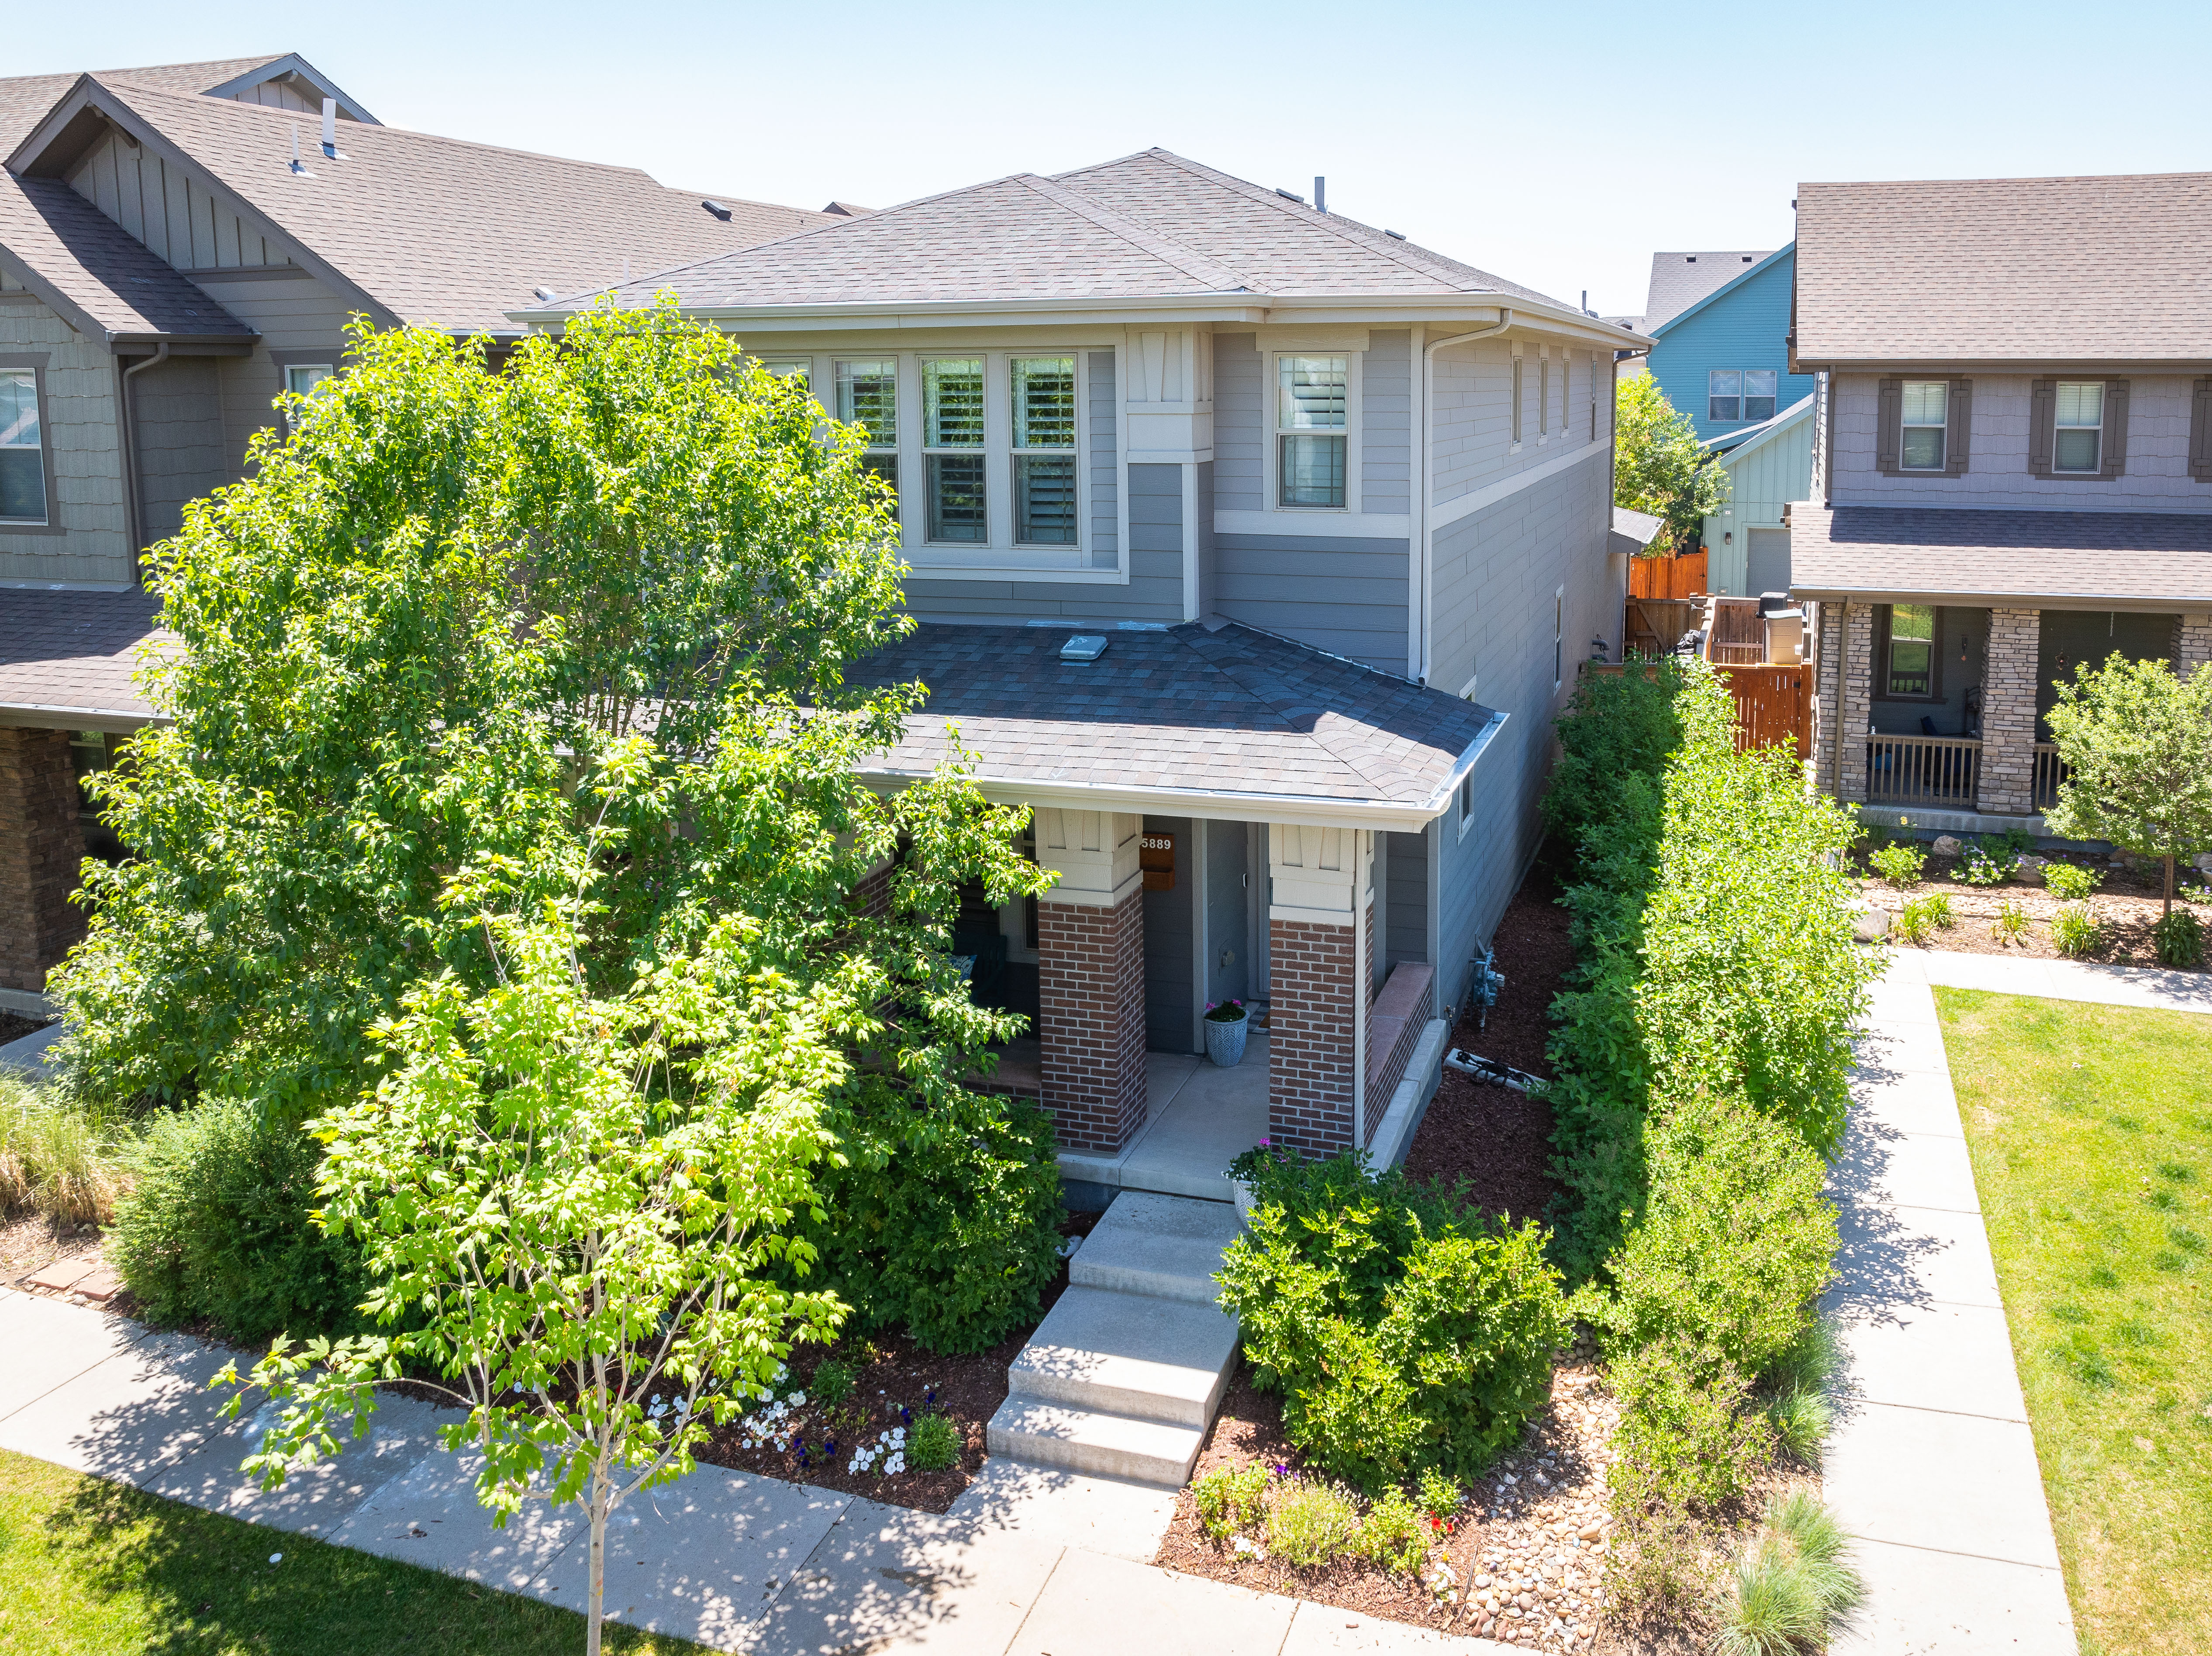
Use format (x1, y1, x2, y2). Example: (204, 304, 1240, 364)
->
(1267, 824, 1374, 926)
(1035, 808, 1142, 908)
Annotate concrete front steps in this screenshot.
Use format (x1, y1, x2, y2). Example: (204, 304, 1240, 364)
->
(987, 1191, 1243, 1487)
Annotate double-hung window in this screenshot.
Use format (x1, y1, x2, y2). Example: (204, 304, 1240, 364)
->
(1707, 369, 1777, 424)
(1885, 604, 1936, 697)
(1900, 381, 1948, 470)
(1558, 355, 1572, 434)
(923, 357, 987, 543)
(835, 357, 897, 504)
(1277, 355, 1347, 508)
(1011, 356, 1077, 544)
(0, 369, 48, 524)
(1740, 370, 1776, 423)
(2053, 382, 2103, 473)
(285, 364, 334, 399)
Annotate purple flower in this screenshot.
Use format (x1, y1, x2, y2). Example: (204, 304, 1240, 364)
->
(900, 1405, 912, 1426)
(1272, 1463, 1288, 1479)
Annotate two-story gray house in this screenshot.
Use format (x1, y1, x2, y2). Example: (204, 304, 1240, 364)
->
(1789, 172, 2212, 828)
(517, 148, 1646, 1183)
(0, 54, 837, 998)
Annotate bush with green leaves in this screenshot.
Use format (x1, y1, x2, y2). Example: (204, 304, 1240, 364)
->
(1265, 1476, 1362, 1567)
(795, 1091, 1063, 1354)
(1954, 843, 2015, 886)
(2043, 862, 2100, 901)
(1607, 1336, 1774, 1516)
(2152, 907, 2205, 968)
(2050, 903, 2104, 958)
(1194, 1461, 1271, 1540)
(1868, 842, 1925, 888)
(1216, 1151, 1567, 1493)
(1354, 1485, 1435, 1577)
(110, 1099, 369, 1343)
(2044, 654, 2212, 918)
(904, 1412, 960, 1473)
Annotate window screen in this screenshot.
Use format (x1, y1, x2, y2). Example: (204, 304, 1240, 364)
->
(0, 370, 46, 523)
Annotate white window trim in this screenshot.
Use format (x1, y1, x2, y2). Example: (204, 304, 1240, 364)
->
(1536, 351, 1550, 448)
(0, 362, 55, 529)
(1510, 347, 1524, 453)
(1899, 379, 1949, 472)
(1258, 347, 1364, 519)
(1553, 585, 1565, 690)
(2052, 380, 2105, 475)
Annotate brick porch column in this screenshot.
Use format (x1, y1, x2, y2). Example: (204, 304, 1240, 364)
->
(1266, 824, 1373, 1158)
(2175, 612, 2212, 674)
(1033, 808, 1146, 1154)
(0, 726, 88, 993)
(1980, 608, 2042, 816)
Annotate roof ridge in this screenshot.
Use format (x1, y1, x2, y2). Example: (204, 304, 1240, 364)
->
(1013, 173, 1258, 295)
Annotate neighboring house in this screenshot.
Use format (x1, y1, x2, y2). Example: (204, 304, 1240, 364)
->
(1701, 391, 1815, 597)
(1789, 171, 2212, 827)
(517, 148, 1644, 1171)
(0, 54, 836, 997)
(1644, 244, 1815, 448)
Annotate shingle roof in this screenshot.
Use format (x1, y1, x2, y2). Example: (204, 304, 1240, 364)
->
(1643, 250, 1772, 331)
(575, 147, 1574, 313)
(1788, 503, 2212, 608)
(849, 621, 1501, 819)
(0, 174, 253, 343)
(1793, 173, 2212, 364)
(0, 588, 166, 729)
(12, 74, 839, 337)
(0, 58, 291, 153)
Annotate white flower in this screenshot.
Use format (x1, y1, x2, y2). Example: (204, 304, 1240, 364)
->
(787, 1391, 807, 1406)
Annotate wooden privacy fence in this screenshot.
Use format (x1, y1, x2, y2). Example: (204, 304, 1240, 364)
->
(1625, 597, 1699, 657)
(1716, 664, 1811, 758)
(1628, 551, 1706, 601)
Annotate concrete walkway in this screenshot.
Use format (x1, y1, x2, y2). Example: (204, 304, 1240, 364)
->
(0, 1286, 1498, 1654)
(1818, 946, 2200, 1655)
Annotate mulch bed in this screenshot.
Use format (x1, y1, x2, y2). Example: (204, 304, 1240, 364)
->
(1859, 849, 2211, 970)
(1399, 865, 1574, 1223)
(0, 1212, 106, 1296)
(0, 1009, 54, 1049)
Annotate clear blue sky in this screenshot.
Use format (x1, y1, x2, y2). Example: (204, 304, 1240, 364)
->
(10, 1, 2209, 317)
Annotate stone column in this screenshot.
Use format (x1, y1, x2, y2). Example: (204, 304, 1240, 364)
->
(1033, 808, 1146, 1154)
(1266, 824, 1373, 1157)
(2175, 613, 2212, 675)
(0, 727, 88, 993)
(1980, 608, 2043, 817)
(1831, 603, 1875, 802)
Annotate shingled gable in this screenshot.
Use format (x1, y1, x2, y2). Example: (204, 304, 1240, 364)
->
(531, 146, 1580, 318)
(5, 72, 839, 338)
(848, 621, 1506, 830)
(1793, 172, 2212, 368)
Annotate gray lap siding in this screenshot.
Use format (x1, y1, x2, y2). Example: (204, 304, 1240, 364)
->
(1211, 534, 1410, 673)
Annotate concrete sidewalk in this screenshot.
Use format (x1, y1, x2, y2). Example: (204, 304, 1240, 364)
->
(1824, 954, 2086, 1656)
(0, 1286, 1498, 1654)
(1891, 944, 2212, 1014)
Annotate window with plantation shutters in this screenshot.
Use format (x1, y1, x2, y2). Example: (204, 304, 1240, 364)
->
(1277, 355, 1348, 508)
(835, 358, 898, 511)
(923, 357, 986, 543)
(1011, 356, 1077, 545)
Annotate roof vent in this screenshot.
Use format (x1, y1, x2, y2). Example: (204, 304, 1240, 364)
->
(1274, 187, 1305, 203)
(1685, 255, 1697, 262)
(701, 199, 733, 221)
(1059, 635, 1109, 663)
(320, 98, 343, 161)
(1383, 229, 1406, 241)
(532, 286, 557, 303)
(1742, 255, 1753, 262)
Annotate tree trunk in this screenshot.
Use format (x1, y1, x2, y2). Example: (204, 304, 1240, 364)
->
(586, 1460, 611, 1656)
(2166, 852, 2176, 919)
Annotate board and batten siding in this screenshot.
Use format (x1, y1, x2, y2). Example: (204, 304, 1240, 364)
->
(1381, 828, 1429, 974)
(1830, 372, 2212, 513)
(131, 354, 228, 544)
(66, 128, 295, 274)
(1211, 331, 1263, 513)
(1703, 402, 1815, 595)
(0, 298, 131, 585)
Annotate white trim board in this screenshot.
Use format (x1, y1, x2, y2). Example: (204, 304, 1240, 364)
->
(1430, 441, 1606, 534)
(1211, 511, 1409, 540)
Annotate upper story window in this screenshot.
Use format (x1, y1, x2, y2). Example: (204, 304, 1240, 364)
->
(923, 357, 987, 544)
(285, 364, 334, 399)
(0, 369, 49, 524)
(1511, 355, 1524, 446)
(2053, 382, 2103, 474)
(1538, 356, 1551, 441)
(1011, 356, 1077, 544)
(1708, 369, 1777, 424)
(835, 357, 897, 500)
(759, 358, 812, 389)
(1278, 355, 1347, 507)
(1899, 381, 1948, 470)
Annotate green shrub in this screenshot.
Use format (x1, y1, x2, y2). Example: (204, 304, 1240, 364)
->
(810, 1358, 855, 1408)
(2050, 903, 2103, 958)
(1601, 1096, 1837, 1380)
(1217, 1152, 1567, 1492)
(1869, 843, 1925, 887)
(1608, 1336, 1774, 1515)
(1354, 1486, 1434, 1577)
(1194, 1461, 1270, 1540)
(1265, 1476, 1361, 1567)
(109, 1099, 369, 1343)
(800, 1092, 1063, 1354)
(2152, 908, 2205, 967)
(2043, 862, 2100, 901)
(1954, 841, 2016, 886)
(1541, 657, 1699, 857)
(1991, 900, 2031, 944)
(904, 1412, 959, 1473)
(0, 1074, 125, 1226)
(1417, 1466, 1462, 1524)
(1601, 1497, 1713, 1624)
(1712, 1491, 1863, 1655)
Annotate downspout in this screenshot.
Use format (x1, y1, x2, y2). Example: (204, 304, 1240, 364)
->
(1416, 310, 1512, 685)
(118, 342, 169, 585)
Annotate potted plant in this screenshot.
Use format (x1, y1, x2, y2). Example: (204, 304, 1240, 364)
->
(1224, 1140, 1282, 1222)
(1203, 998, 1249, 1067)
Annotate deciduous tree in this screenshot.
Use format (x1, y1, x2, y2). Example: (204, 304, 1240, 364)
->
(1614, 374, 1730, 555)
(2043, 654, 2212, 916)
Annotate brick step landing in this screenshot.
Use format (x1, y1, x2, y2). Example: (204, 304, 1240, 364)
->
(987, 1191, 1242, 1488)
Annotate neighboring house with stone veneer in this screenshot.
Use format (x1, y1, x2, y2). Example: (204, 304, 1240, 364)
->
(518, 148, 1643, 1170)
(1788, 171, 2212, 827)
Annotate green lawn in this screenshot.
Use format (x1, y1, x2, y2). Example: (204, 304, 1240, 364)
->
(0, 1448, 704, 1656)
(1936, 988, 2212, 1656)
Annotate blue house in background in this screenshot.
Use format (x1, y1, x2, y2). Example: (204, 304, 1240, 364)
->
(1643, 244, 1815, 447)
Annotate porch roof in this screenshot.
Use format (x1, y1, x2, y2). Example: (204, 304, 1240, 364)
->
(0, 588, 165, 732)
(850, 620, 1507, 830)
(1788, 503, 2212, 611)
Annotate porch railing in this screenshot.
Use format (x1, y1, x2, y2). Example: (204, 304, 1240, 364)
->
(2032, 742, 2069, 811)
(1866, 733, 1981, 806)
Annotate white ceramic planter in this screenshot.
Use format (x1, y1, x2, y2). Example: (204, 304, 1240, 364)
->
(1231, 1177, 1257, 1223)
(1204, 1011, 1249, 1067)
